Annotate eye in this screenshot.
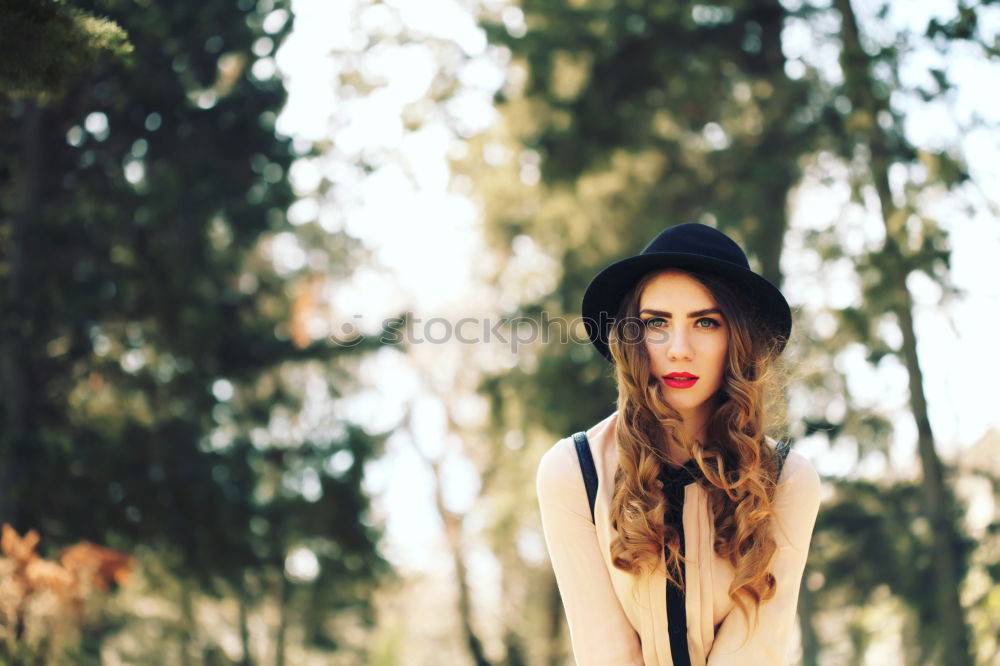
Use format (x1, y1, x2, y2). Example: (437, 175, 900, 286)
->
(695, 317, 721, 329)
(644, 317, 667, 328)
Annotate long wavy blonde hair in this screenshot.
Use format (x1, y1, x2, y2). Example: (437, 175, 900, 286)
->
(607, 267, 790, 636)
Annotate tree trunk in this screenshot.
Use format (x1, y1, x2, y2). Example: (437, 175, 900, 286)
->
(796, 569, 820, 666)
(894, 274, 969, 662)
(746, 0, 795, 289)
(179, 581, 195, 666)
(900, 607, 925, 666)
(834, 1, 972, 664)
(405, 403, 493, 666)
(1, 100, 41, 529)
(502, 626, 528, 666)
(545, 576, 564, 666)
(239, 589, 253, 666)
(495, 546, 529, 666)
(274, 572, 290, 666)
(436, 485, 492, 666)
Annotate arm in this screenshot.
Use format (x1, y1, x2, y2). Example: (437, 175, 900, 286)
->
(536, 438, 644, 666)
(707, 451, 822, 666)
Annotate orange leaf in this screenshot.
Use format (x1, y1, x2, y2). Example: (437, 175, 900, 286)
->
(60, 542, 137, 591)
(2, 524, 40, 563)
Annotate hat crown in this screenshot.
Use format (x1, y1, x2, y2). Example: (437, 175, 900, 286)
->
(641, 222, 749, 270)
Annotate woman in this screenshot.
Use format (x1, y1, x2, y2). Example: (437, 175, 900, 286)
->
(536, 222, 821, 666)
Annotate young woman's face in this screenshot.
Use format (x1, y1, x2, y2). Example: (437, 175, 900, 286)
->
(638, 270, 729, 426)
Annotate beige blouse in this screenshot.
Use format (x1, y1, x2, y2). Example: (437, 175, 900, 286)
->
(536, 411, 821, 666)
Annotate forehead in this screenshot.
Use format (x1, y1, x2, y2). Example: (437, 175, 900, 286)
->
(638, 270, 717, 307)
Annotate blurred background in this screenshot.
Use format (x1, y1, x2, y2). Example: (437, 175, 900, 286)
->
(0, 0, 998, 664)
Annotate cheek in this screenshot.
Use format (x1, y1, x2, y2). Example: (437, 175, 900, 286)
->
(702, 338, 727, 375)
(643, 334, 659, 361)
(643, 340, 659, 371)
(644, 328, 672, 358)
(713, 345, 729, 378)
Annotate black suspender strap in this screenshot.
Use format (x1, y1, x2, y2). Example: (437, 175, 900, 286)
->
(776, 439, 792, 478)
(666, 439, 792, 665)
(572, 431, 599, 523)
(570, 430, 794, 665)
(572, 433, 792, 522)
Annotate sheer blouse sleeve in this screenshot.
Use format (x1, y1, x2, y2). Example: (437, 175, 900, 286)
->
(536, 438, 645, 666)
(707, 451, 822, 666)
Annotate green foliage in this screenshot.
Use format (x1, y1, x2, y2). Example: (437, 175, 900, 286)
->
(471, 0, 997, 663)
(473, 0, 822, 451)
(0, 0, 388, 658)
(0, 0, 133, 100)
(810, 474, 979, 662)
(484, 0, 819, 238)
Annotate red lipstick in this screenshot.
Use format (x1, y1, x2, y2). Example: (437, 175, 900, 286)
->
(662, 372, 699, 389)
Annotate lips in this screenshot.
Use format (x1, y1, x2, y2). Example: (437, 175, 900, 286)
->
(662, 372, 699, 389)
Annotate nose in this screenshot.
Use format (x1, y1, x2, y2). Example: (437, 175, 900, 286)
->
(667, 328, 693, 361)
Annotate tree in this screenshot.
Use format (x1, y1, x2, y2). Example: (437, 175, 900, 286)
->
(0, 0, 132, 99)
(473, 1, 825, 657)
(822, 1, 990, 662)
(471, 0, 997, 663)
(0, 0, 388, 660)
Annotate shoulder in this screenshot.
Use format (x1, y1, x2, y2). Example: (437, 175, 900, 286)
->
(770, 449, 822, 550)
(777, 450, 821, 498)
(536, 435, 578, 491)
(536, 412, 617, 505)
(535, 435, 593, 521)
(763, 436, 821, 492)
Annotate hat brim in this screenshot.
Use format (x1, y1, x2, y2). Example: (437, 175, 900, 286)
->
(581, 252, 792, 362)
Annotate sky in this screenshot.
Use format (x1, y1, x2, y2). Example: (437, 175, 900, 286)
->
(269, 0, 1000, 579)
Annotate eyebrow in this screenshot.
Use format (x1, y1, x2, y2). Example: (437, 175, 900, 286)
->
(638, 308, 724, 318)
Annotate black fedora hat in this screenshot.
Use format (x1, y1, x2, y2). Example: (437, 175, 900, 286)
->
(581, 222, 792, 362)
